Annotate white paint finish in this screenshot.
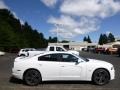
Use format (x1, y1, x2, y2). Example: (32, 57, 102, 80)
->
(59, 61, 86, 80)
(12, 52, 115, 83)
(0, 51, 5, 56)
(37, 61, 60, 80)
(18, 46, 79, 57)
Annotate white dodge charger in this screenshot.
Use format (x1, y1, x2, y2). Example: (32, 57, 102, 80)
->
(12, 52, 115, 86)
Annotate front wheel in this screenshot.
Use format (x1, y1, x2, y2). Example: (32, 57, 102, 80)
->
(24, 69, 42, 86)
(92, 69, 110, 85)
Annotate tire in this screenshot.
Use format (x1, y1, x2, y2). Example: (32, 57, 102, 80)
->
(24, 69, 42, 86)
(92, 69, 110, 85)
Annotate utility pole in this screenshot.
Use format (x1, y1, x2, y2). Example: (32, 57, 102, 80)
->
(55, 23, 59, 45)
(54, 23, 73, 44)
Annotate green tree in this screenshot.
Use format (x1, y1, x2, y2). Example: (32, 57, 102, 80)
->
(48, 37, 58, 43)
(87, 35, 92, 43)
(83, 36, 87, 42)
(61, 40, 69, 43)
(99, 34, 103, 45)
(83, 36, 92, 43)
(108, 33, 115, 43)
(102, 34, 108, 44)
(98, 34, 108, 45)
(0, 9, 48, 51)
(48, 36, 52, 43)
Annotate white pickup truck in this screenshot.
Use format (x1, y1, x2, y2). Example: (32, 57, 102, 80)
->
(18, 46, 79, 57)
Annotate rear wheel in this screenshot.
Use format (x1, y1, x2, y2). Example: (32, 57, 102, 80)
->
(92, 69, 110, 85)
(24, 69, 42, 86)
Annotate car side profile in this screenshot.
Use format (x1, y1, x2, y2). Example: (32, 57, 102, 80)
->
(12, 52, 115, 86)
(18, 48, 36, 56)
(0, 51, 5, 56)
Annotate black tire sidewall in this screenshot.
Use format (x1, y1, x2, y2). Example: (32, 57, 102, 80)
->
(93, 69, 110, 85)
(24, 70, 41, 86)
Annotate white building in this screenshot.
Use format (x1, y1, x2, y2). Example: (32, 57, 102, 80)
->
(102, 41, 120, 48)
(49, 42, 98, 51)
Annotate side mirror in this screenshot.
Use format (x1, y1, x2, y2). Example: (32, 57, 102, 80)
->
(75, 59, 84, 65)
(75, 59, 79, 65)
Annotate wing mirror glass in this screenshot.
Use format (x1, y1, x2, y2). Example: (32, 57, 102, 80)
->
(75, 59, 84, 65)
(75, 59, 79, 65)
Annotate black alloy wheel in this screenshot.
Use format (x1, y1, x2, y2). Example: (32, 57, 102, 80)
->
(24, 69, 41, 86)
(92, 69, 110, 85)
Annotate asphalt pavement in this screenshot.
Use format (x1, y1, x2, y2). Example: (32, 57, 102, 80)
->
(0, 52, 120, 90)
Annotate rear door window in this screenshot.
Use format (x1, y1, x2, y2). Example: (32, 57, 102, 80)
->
(38, 54, 59, 61)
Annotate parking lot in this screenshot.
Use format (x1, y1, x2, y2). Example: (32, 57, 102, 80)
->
(0, 52, 120, 90)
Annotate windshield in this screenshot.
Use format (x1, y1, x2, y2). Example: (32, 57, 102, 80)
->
(74, 54, 89, 62)
(80, 56, 89, 62)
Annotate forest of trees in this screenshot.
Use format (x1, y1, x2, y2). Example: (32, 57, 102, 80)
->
(83, 35, 92, 43)
(0, 9, 57, 52)
(83, 33, 115, 45)
(0, 9, 116, 52)
(98, 33, 115, 45)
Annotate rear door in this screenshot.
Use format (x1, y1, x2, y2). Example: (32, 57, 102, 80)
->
(38, 54, 60, 80)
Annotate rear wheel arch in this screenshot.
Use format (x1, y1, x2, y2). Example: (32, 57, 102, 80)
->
(23, 68, 42, 80)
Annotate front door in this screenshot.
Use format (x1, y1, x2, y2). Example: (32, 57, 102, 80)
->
(59, 54, 83, 80)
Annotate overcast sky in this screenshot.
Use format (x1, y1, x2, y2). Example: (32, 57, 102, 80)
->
(0, 0, 120, 42)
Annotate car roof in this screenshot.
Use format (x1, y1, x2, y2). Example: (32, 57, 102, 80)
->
(21, 48, 35, 50)
(34, 51, 73, 57)
(45, 51, 70, 54)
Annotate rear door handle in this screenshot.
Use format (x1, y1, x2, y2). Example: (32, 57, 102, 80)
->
(61, 66, 65, 67)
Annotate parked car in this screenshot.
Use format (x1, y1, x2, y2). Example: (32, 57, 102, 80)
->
(0, 51, 5, 56)
(106, 47, 118, 55)
(95, 47, 106, 54)
(18, 48, 36, 56)
(19, 46, 79, 57)
(87, 46, 96, 52)
(117, 48, 120, 57)
(81, 47, 87, 52)
(106, 44, 120, 55)
(12, 52, 115, 86)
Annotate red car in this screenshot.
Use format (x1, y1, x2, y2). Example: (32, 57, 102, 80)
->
(95, 47, 106, 54)
(117, 48, 120, 56)
(106, 47, 118, 55)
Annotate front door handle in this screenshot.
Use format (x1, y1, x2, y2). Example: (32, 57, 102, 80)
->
(39, 64, 42, 66)
(61, 66, 65, 67)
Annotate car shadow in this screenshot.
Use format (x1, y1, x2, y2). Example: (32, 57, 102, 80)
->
(9, 76, 23, 84)
(42, 81, 93, 85)
(9, 76, 93, 85)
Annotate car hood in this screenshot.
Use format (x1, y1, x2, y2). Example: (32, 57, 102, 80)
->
(87, 58, 113, 67)
(67, 50, 79, 55)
